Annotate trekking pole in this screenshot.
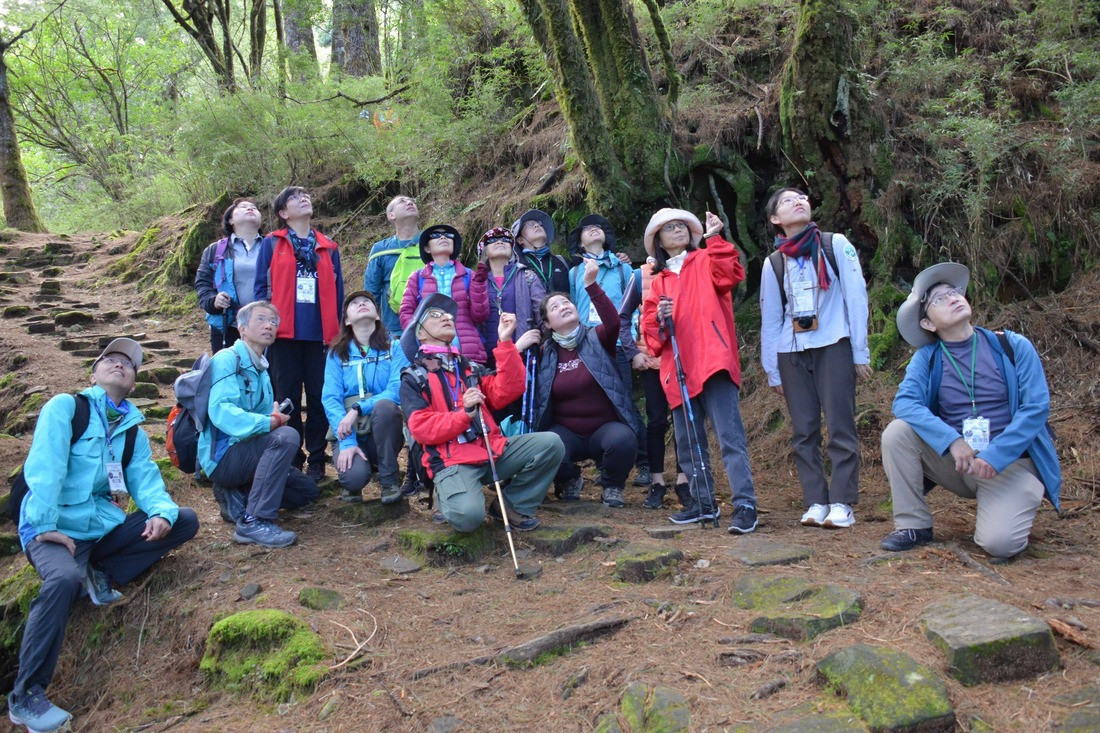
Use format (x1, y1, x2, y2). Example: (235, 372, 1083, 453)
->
(221, 311, 230, 351)
(661, 298, 719, 528)
(522, 349, 537, 434)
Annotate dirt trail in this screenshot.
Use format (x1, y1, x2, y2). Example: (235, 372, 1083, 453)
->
(1, 230, 1098, 732)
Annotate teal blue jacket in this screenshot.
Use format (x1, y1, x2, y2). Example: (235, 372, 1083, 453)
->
(199, 339, 274, 477)
(322, 340, 408, 451)
(18, 386, 179, 548)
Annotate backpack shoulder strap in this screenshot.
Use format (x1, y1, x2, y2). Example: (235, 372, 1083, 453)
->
(995, 330, 1016, 366)
(121, 426, 139, 467)
(821, 232, 839, 276)
(213, 236, 230, 264)
(70, 393, 91, 444)
(768, 250, 787, 312)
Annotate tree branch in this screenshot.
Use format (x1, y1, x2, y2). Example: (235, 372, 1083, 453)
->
(280, 84, 410, 108)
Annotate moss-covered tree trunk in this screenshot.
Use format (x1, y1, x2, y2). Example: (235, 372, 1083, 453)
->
(0, 46, 46, 233)
(332, 0, 382, 77)
(778, 0, 877, 242)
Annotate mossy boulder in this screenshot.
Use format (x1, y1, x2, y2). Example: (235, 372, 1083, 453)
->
(396, 525, 495, 566)
(731, 575, 862, 641)
(0, 532, 20, 557)
(335, 497, 409, 527)
(199, 609, 328, 702)
(144, 366, 183, 385)
(612, 544, 683, 583)
(299, 587, 342, 611)
(144, 405, 173, 419)
(817, 644, 955, 732)
(129, 382, 161, 399)
(526, 525, 608, 557)
(53, 310, 94, 327)
(39, 280, 61, 294)
(153, 457, 184, 483)
(2, 305, 30, 318)
(594, 682, 690, 733)
(1, 564, 41, 691)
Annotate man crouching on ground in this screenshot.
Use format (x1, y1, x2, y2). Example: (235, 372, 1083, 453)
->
(399, 293, 563, 532)
(10, 338, 198, 733)
(880, 262, 1061, 559)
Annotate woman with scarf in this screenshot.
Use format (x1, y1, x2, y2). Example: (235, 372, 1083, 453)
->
(399, 224, 489, 364)
(532, 259, 641, 508)
(322, 290, 409, 505)
(759, 188, 870, 529)
(640, 208, 758, 533)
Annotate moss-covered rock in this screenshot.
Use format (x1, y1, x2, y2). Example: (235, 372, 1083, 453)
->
(199, 609, 328, 702)
(612, 544, 683, 583)
(144, 405, 173, 419)
(1, 564, 41, 691)
(2, 305, 30, 318)
(594, 682, 690, 733)
(732, 575, 862, 641)
(53, 310, 94, 327)
(153, 457, 184, 483)
(334, 497, 409, 527)
(526, 525, 608, 557)
(130, 382, 161, 399)
(817, 644, 954, 732)
(298, 587, 342, 611)
(0, 532, 20, 557)
(396, 525, 495, 566)
(144, 366, 183, 385)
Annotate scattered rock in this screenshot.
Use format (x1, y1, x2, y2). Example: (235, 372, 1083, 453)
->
(317, 692, 342, 721)
(27, 323, 55, 334)
(58, 338, 93, 351)
(335, 498, 409, 527)
(141, 339, 171, 349)
(717, 648, 766, 667)
(731, 575, 862, 641)
(0, 272, 28, 285)
(526, 525, 608, 556)
(239, 583, 263, 601)
(816, 644, 955, 732)
(594, 682, 690, 733)
(397, 525, 496, 566)
(39, 280, 61, 294)
(40, 267, 62, 277)
(298, 587, 342, 610)
(429, 715, 463, 733)
(129, 382, 161, 399)
(2, 305, 30, 318)
(541, 500, 614, 518)
(612, 544, 684, 583)
(922, 594, 1060, 685)
(53, 310, 94, 327)
(0, 533, 20, 558)
(379, 555, 422, 574)
(144, 366, 183, 385)
(726, 538, 813, 567)
(562, 666, 588, 700)
(644, 525, 697, 539)
(199, 609, 327, 701)
(765, 710, 867, 732)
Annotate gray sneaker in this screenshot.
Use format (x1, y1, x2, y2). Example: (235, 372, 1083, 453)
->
(380, 484, 402, 504)
(8, 686, 72, 733)
(212, 484, 247, 523)
(85, 566, 123, 605)
(234, 518, 297, 548)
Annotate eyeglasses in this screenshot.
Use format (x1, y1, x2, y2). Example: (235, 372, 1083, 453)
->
(254, 315, 280, 326)
(288, 193, 311, 203)
(778, 194, 809, 208)
(100, 355, 136, 369)
(660, 221, 687, 233)
(429, 231, 456, 241)
(581, 225, 602, 234)
(424, 309, 453, 320)
(924, 287, 965, 310)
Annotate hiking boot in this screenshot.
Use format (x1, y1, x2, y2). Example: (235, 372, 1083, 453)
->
(212, 484, 247, 523)
(85, 566, 123, 606)
(642, 483, 667, 509)
(880, 527, 933, 552)
(432, 510, 448, 525)
(380, 484, 402, 505)
(728, 504, 758, 534)
(399, 472, 422, 497)
(306, 462, 326, 482)
(234, 517, 297, 548)
(558, 476, 583, 501)
(632, 466, 652, 487)
(601, 486, 625, 508)
(800, 503, 829, 527)
(673, 482, 692, 509)
(8, 687, 72, 733)
(822, 503, 855, 529)
(340, 489, 363, 503)
(488, 500, 540, 531)
(669, 502, 720, 525)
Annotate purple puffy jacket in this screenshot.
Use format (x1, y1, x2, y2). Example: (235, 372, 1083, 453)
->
(399, 261, 489, 363)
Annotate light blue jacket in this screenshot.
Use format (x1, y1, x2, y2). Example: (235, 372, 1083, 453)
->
(569, 253, 631, 329)
(199, 339, 274, 477)
(892, 327, 1061, 509)
(322, 340, 408, 451)
(18, 386, 179, 548)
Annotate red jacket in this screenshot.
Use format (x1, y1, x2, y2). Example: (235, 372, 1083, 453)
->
(400, 341, 526, 478)
(267, 229, 341, 344)
(641, 235, 745, 408)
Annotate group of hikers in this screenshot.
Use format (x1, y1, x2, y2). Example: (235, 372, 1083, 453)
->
(7, 186, 1061, 733)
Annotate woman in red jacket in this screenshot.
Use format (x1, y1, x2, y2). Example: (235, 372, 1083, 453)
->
(640, 208, 758, 533)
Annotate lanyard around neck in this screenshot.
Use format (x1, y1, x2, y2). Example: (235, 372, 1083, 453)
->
(939, 336, 978, 415)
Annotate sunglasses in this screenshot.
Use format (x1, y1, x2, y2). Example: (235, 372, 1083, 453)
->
(429, 231, 456, 241)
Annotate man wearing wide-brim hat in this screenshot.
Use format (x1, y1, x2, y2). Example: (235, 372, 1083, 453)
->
(879, 263, 1061, 559)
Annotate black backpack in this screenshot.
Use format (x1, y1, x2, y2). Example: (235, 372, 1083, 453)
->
(6, 393, 138, 525)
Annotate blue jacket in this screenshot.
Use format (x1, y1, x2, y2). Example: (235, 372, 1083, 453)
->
(199, 340, 274, 476)
(322, 340, 408, 451)
(195, 237, 240, 331)
(569, 253, 631, 331)
(18, 386, 180, 548)
(364, 233, 420, 335)
(892, 327, 1061, 509)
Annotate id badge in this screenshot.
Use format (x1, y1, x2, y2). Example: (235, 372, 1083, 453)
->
(587, 303, 600, 325)
(962, 416, 991, 452)
(792, 283, 815, 315)
(296, 276, 317, 304)
(106, 461, 129, 504)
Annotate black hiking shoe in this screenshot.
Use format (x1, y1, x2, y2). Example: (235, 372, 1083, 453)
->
(642, 483, 667, 509)
(673, 482, 692, 509)
(880, 527, 933, 552)
(669, 502, 720, 525)
(728, 504, 758, 534)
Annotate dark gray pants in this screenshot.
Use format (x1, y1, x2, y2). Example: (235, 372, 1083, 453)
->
(210, 426, 320, 519)
(777, 339, 859, 506)
(332, 399, 405, 491)
(14, 509, 198, 695)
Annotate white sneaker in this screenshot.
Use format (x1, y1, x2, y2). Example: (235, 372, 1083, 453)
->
(822, 503, 855, 528)
(800, 504, 829, 527)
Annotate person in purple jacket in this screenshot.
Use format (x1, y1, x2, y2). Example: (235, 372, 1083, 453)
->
(469, 227, 545, 363)
(399, 225, 489, 364)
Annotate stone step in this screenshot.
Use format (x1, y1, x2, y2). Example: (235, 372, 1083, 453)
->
(2, 305, 30, 318)
(32, 294, 63, 303)
(59, 339, 95, 351)
(732, 575, 862, 641)
(28, 323, 55, 334)
(53, 311, 94, 327)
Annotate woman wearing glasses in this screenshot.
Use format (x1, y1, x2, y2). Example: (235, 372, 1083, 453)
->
(399, 224, 489, 364)
(640, 208, 758, 533)
(759, 188, 870, 530)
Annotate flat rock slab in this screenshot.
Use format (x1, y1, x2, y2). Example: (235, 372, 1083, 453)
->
(541, 500, 614, 518)
(379, 555, 422, 574)
(921, 594, 1060, 686)
(2, 305, 30, 318)
(817, 644, 955, 732)
(727, 538, 813, 567)
(594, 682, 690, 733)
(298, 587, 342, 610)
(27, 323, 55, 334)
(732, 575, 862, 641)
(613, 544, 684, 583)
(58, 338, 94, 351)
(765, 710, 868, 732)
(53, 310, 93, 326)
(144, 366, 183, 385)
(239, 583, 263, 601)
(644, 524, 699, 539)
(334, 498, 409, 527)
(396, 525, 496, 566)
(526, 525, 608, 556)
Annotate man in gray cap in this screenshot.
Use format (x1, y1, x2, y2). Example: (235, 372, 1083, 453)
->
(399, 293, 562, 532)
(9, 338, 199, 733)
(880, 263, 1061, 559)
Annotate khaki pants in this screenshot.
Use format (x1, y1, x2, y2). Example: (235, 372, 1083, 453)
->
(881, 419, 1044, 558)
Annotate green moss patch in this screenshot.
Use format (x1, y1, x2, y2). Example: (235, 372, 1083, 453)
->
(199, 609, 328, 702)
(612, 544, 684, 583)
(526, 525, 608, 557)
(396, 525, 495, 566)
(298, 587, 342, 611)
(595, 682, 691, 733)
(1, 564, 41, 686)
(732, 575, 862, 641)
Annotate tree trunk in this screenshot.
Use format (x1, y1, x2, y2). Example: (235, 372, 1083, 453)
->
(0, 49, 46, 232)
(273, 0, 287, 95)
(248, 0, 266, 85)
(160, 0, 236, 91)
(332, 0, 381, 77)
(283, 0, 319, 79)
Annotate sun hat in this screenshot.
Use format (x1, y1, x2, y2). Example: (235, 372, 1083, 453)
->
(643, 208, 703, 258)
(896, 262, 970, 348)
